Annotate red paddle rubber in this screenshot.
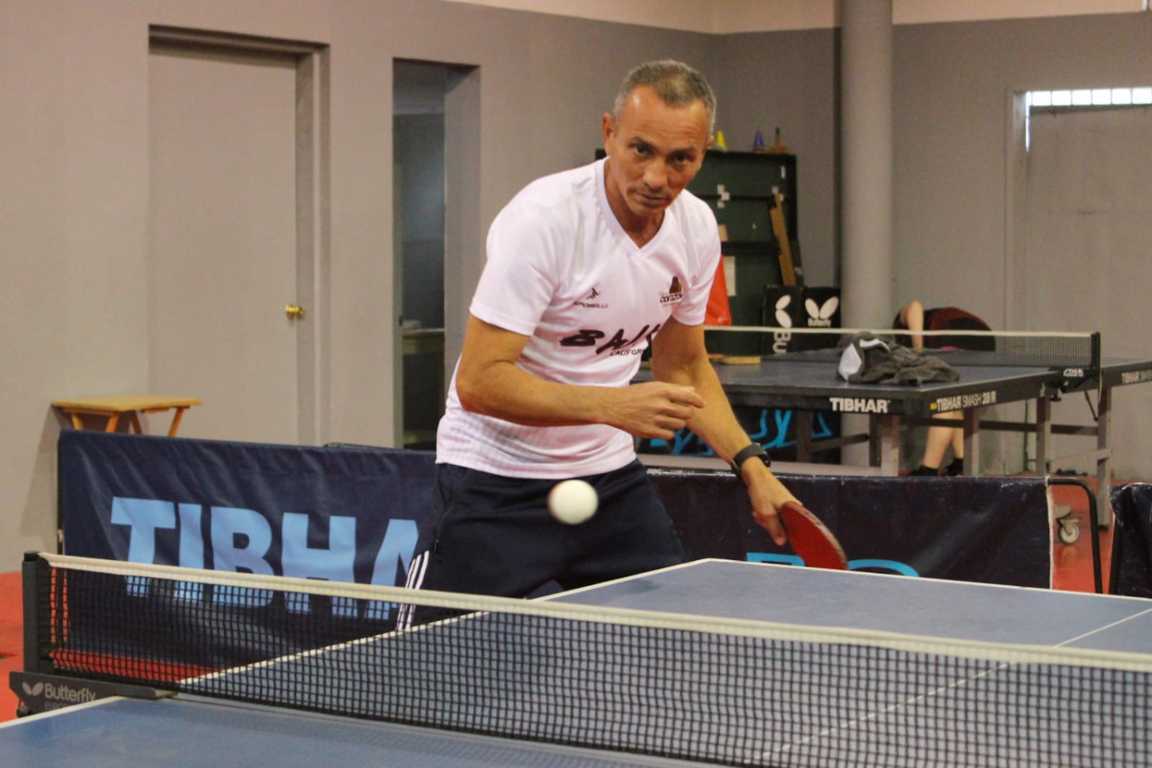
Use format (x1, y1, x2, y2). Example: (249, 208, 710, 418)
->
(779, 501, 848, 570)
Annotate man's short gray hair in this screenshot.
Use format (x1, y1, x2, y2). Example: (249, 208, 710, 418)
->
(612, 60, 717, 135)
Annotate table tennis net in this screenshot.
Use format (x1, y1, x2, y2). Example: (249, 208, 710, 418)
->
(707, 327, 1101, 370)
(27, 553, 1152, 768)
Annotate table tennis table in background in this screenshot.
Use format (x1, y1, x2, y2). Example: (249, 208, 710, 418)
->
(641, 342, 1152, 524)
(6, 556, 1152, 767)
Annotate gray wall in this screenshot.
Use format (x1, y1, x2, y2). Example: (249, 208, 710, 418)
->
(892, 12, 1152, 325)
(708, 13, 1152, 322)
(3, 3, 1151, 565)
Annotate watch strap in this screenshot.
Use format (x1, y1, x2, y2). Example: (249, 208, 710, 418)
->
(730, 443, 770, 475)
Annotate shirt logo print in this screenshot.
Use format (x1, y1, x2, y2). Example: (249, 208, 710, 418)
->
(559, 323, 662, 356)
(575, 285, 608, 309)
(660, 276, 684, 305)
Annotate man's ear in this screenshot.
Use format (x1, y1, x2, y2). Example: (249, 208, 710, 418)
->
(601, 112, 615, 150)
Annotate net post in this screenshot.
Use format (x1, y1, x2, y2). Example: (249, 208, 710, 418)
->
(1091, 330, 1103, 403)
(21, 552, 49, 674)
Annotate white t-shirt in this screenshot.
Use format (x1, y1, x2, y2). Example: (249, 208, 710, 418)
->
(436, 158, 721, 478)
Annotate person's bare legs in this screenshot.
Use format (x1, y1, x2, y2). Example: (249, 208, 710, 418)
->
(945, 419, 967, 474)
(915, 410, 962, 475)
(949, 423, 965, 459)
(900, 300, 966, 476)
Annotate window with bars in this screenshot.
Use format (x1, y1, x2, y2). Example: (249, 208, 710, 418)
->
(1025, 86, 1152, 149)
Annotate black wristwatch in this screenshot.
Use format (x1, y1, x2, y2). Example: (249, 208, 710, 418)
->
(730, 443, 771, 476)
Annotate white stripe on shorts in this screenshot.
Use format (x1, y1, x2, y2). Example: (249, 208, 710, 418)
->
(396, 551, 430, 630)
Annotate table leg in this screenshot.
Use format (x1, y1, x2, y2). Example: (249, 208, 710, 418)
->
(69, 413, 84, 430)
(795, 411, 813, 462)
(103, 414, 120, 433)
(168, 407, 188, 437)
(1035, 397, 1052, 475)
(868, 415, 880, 467)
(875, 415, 901, 475)
(962, 408, 982, 476)
(1096, 386, 1113, 527)
(129, 412, 143, 434)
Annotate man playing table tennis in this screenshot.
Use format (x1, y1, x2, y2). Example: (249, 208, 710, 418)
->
(405, 61, 798, 606)
(895, 300, 993, 476)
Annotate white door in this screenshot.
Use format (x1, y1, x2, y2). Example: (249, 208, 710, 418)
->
(149, 45, 304, 444)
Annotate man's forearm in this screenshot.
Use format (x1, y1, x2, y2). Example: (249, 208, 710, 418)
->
(652, 357, 751, 462)
(456, 361, 610, 427)
(652, 348, 796, 544)
(460, 360, 705, 440)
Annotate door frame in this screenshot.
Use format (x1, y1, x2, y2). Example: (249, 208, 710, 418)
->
(149, 26, 330, 444)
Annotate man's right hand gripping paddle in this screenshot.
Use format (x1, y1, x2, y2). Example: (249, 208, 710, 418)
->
(778, 501, 848, 570)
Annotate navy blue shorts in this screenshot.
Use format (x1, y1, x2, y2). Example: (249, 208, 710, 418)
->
(406, 460, 685, 600)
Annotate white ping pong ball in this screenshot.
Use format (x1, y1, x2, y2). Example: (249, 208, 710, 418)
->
(548, 479, 599, 525)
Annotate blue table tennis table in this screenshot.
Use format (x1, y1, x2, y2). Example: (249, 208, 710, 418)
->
(5, 558, 1152, 766)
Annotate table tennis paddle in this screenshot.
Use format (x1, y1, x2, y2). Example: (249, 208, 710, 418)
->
(779, 501, 847, 570)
